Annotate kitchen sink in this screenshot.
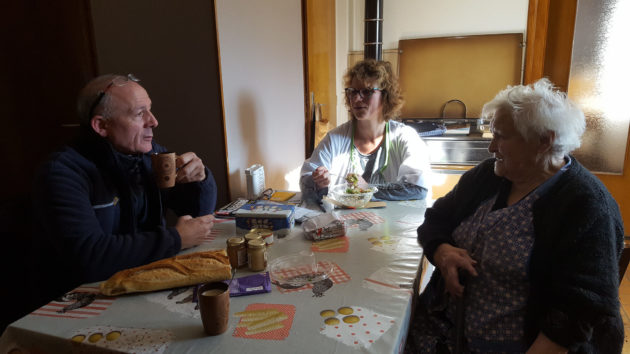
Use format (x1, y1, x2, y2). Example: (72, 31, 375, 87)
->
(423, 135, 492, 165)
(401, 118, 492, 166)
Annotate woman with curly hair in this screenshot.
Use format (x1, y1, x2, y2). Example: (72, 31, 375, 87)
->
(300, 59, 431, 202)
(406, 78, 624, 353)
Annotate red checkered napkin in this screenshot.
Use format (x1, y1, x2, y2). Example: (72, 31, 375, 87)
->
(275, 261, 350, 294)
(338, 212, 385, 227)
(31, 286, 115, 319)
(233, 303, 296, 340)
(311, 236, 349, 253)
(201, 229, 222, 243)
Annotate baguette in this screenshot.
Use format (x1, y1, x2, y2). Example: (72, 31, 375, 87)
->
(100, 249, 232, 296)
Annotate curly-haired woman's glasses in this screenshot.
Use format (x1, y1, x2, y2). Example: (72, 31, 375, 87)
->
(89, 73, 140, 117)
(344, 87, 383, 99)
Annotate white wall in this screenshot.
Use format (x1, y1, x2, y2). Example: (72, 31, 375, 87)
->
(348, 0, 529, 51)
(216, 0, 305, 199)
(336, 0, 529, 124)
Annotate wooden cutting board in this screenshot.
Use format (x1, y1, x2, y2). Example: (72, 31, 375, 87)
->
(323, 196, 386, 209)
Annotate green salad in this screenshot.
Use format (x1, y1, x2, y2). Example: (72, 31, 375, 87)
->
(345, 173, 369, 194)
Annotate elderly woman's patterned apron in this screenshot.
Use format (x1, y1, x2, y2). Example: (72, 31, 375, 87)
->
(412, 190, 540, 353)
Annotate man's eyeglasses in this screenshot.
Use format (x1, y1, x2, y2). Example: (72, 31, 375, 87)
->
(344, 87, 383, 99)
(89, 73, 140, 117)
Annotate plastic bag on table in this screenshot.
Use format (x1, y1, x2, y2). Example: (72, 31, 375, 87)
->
(302, 212, 346, 241)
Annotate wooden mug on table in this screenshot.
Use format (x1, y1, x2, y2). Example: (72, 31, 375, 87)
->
(198, 282, 230, 335)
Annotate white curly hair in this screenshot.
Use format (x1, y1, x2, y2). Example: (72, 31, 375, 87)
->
(481, 78, 586, 156)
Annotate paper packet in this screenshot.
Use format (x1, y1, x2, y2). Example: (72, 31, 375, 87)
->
(226, 272, 272, 297)
(302, 212, 346, 241)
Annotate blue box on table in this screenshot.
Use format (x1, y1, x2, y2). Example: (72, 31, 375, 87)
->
(233, 202, 295, 237)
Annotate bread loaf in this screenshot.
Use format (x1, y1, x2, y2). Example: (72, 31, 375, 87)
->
(100, 249, 232, 296)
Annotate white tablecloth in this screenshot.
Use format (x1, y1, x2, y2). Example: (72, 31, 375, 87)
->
(0, 200, 427, 354)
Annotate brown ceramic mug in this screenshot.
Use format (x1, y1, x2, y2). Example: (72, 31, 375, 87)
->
(151, 152, 177, 188)
(198, 282, 230, 335)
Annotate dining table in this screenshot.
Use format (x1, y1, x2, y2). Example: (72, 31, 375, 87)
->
(0, 199, 429, 354)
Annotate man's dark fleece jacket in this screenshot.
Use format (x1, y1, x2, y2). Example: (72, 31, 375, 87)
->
(418, 157, 624, 353)
(31, 131, 217, 305)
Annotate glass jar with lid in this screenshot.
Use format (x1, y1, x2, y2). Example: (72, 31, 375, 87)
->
(244, 232, 262, 246)
(251, 228, 274, 246)
(226, 237, 247, 269)
(247, 239, 267, 271)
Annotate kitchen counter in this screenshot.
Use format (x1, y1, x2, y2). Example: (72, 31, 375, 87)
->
(423, 135, 491, 166)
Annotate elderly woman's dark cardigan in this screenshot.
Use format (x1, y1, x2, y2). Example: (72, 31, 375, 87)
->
(418, 156, 624, 353)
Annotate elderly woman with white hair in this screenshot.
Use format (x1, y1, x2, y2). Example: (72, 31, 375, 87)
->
(406, 78, 624, 353)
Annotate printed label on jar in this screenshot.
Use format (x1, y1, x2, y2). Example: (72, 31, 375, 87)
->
(248, 251, 265, 271)
(263, 233, 274, 246)
(237, 248, 247, 267)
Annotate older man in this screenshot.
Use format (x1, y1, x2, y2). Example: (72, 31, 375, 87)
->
(31, 74, 217, 304)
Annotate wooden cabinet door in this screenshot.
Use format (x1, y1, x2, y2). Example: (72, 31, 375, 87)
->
(1, 0, 97, 204)
(303, 0, 337, 157)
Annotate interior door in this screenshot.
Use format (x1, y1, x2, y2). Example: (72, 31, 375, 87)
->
(0, 0, 98, 330)
(303, 0, 337, 157)
(0, 0, 97, 205)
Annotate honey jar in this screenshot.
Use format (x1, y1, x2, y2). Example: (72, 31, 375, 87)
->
(244, 232, 263, 246)
(250, 228, 274, 246)
(247, 239, 267, 271)
(226, 237, 247, 269)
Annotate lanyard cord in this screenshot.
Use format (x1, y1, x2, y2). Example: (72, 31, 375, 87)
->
(350, 120, 390, 177)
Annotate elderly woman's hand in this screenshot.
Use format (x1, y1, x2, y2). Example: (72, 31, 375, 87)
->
(433, 243, 478, 297)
